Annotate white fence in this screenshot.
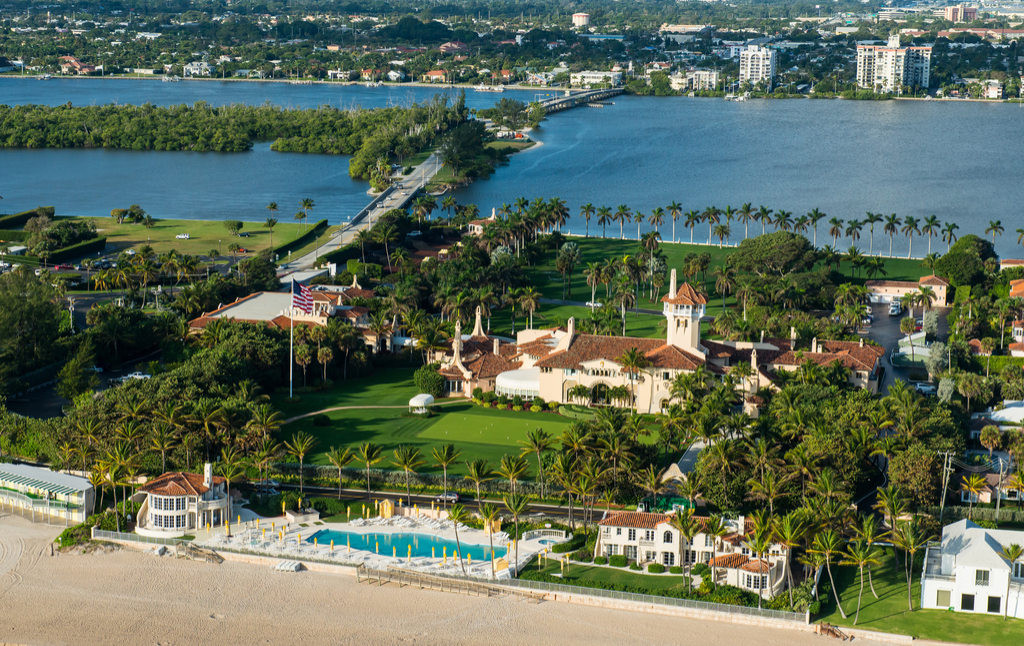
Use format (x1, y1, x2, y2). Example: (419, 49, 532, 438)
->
(522, 529, 569, 541)
(92, 528, 184, 547)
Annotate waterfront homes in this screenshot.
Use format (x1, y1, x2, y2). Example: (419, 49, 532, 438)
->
(436, 272, 886, 411)
(739, 46, 777, 90)
(570, 70, 623, 87)
(863, 274, 949, 305)
(132, 464, 229, 538)
(595, 511, 788, 598)
(921, 519, 1024, 618)
(856, 34, 932, 92)
(0, 462, 94, 524)
(59, 56, 96, 75)
(182, 61, 214, 77)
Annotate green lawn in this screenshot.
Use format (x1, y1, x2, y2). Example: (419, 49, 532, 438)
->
(486, 302, 667, 339)
(270, 368, 421, 418)
(534, 560, 695, 593)
(819, 553, 1022, 645)
(535, 236, 936, 317)
(72, 216, 337, 259)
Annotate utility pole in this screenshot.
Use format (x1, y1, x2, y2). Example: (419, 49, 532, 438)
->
(938, 451, 955, 524)
(996, 456, 1007, 522)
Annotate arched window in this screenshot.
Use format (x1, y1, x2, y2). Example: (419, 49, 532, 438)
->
(663, 531, 673, 544)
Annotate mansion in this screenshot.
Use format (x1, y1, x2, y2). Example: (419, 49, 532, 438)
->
(132, 464, 230, 538)
(437, 271, 885, 412)
(596, 511, 789, 598)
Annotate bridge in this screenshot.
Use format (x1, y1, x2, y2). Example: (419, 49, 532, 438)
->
(538, 88, 624, 113)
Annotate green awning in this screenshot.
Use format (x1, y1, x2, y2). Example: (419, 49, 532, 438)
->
(0, 473, 84, 496)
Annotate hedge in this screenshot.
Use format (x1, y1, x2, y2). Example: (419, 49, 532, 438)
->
(273, 219, 329, 258)
(518, 570, 760, 607)
(593, 556, 607, 565)
(648, 563, 665, 574)
(609, 554, 628, 567)
(0, 206, 54, 229)
(320, 239, 362, 267)
(921, 504, 1024, 524)
(49, 236, 107, 263)
(0, 230, 30, 242)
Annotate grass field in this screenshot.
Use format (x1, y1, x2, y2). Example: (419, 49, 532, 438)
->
(532, 236, 936, 317)
(485, 302, 667, 339)
(818, 554, 1022, 645)
(270, 368, 421, 418)
(532, 560, 695, 593)
(69, 216, 338, 259)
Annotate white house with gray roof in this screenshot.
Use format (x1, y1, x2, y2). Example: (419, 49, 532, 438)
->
(921, 519, 1024, 618)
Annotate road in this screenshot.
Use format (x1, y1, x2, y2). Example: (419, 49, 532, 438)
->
(279, 152, 442, 274)
(863, 303, 950, 395)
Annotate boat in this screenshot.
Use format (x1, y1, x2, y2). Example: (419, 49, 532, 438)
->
(365, 81, 383, 87)
(162, 75, 180, 82)
(39, 74, 52, 80)
(474, 84, 504, 93)
(289, 79, 313, 85)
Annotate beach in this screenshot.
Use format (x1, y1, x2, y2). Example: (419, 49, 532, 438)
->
(0, 513, 875, 646)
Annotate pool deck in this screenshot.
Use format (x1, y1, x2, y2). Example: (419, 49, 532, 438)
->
(194, 514, 567, 580)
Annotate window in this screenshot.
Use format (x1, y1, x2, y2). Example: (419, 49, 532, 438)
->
(936, 590, 951, 607)
(962, 594, 975, 611)
(645, 550, 656, 562)
(987, 596, 1001, 614)
(663, 531, 674, 544)
(605, 545, 615, 557)
(603, 527, 610, 535)
(616, 527, 622, 536)
(152, 497, 161, 511)
(663, 552, 676, 566)
(741, 546, 750, 556)
(626, 546, 637, 560)
(705, 536, 714, 548)
(662, 372, 671, 381)
(628, 528, 637, 541)
(1015, 562, 1024, 579)
(644, 530, 655, 541)
(976, 570, 990, 587)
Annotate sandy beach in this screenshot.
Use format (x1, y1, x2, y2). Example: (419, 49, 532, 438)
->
(0, 512, 875, 646)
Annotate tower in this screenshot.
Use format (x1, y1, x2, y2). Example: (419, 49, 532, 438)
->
(661, 269, 707, 353)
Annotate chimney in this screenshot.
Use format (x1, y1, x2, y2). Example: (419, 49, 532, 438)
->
(567, 316, 575, 339)
(493, 338, 500, 355)
(204, 463, 212, 488)
(860, 338, 864, 348)
(789, 326, 797, 348)
(669, 268, 677, 297)
(759, 330, 764, 343)
(812, 337, 818, 353)
(454, 320, 463, 354)
(472, 306, 484, 337)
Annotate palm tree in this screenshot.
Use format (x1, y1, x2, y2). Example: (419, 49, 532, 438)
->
(447, 503, 471, 574)
(810, 529, 848, 619)
(519, 287, 542, 329)
(986, 219, 1005, 245)
(961, 473, 987, 519)
(713, 265, 736, 314)
(648, 207, 665, 238)
(502, 492, 529, 574)
(217, 446, 247, 521)
(391, 445, 424, 506)
(284, 431, 317, 495)
(920, 215, 939, 255)
(942, 221, 959, 252)
(375, 224, 398, 271)
(685, 210, 701, 244)
(892, 519, 935, 612)
(713, 223, 731, 248)
(841, 541, 882, 625)
(519, 428, 553, 497)
(614, 204, 631, 240)
(902, 216, 921, 259)
(497, 453, 530, 494)
(828, 217, 845, 249)
(756, 205, 773, 236)
(668, 201, 684, 242)
(704, 514, 728, 584)
(263, 215, 278, 251)
(326, 446, 353, 500)
(774, 209, 793, 232)
(773, 513, 809, 608)
(863, 212, 882, 255)
(465, 459, 493, 501)
(299, 197, 315, 231)
(595, 206, 612, 239)
(703, 206, 721, 244)
(998, 543, 1024, 620)
(432, 444, 462, 505)
(617, 347, 649, 410)
(478, 502, 501, 578)
(356, 442, 383, 500)
(149, 425, 177, 474)
(669, 508, 699, 590)
(884, 214, 901, 257)
(737, 203, 753, 241)
(579, 203, 595, 237)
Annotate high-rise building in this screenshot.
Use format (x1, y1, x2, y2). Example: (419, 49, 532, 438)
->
(856, 34, 932, 91)
(944, 4, 978, 22)
(572, 13, 590, 27)
(738, 45, 777, 89)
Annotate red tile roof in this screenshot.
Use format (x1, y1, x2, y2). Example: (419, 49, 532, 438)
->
(141, 471, 224, 497)
(534, 334, 706, 371)
(661, 282, 707, 306)
(741, 558, 771, 573)
(919, 274, 949, 287)
(597, 511, 669, 529)
(864, 279, 918, 289)
(708, 553, 749, 569)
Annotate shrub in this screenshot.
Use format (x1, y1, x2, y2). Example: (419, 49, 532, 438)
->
(481, 402, 491, 408)
(512, 395, 523, 407)
(551, 533, 586, 553)
(547, 402, 559, 410)
(572, 549, 593, 563)
(593, 556, 608, 565)
(529, 405, 542, 412)
(413, 363, 444, 398)
(472, 387, 484, 399)
(311, 414, 331, 427)
(648, 563, 665, 574)
(629, 562, 642, 571)
(669, 566, 683, 574)
(691, 563, 710, 576)
(512, 405, 523, 411)
(609, 555, 628, 567)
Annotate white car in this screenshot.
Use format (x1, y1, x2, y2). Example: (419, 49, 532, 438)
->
(125, 249, 137, 256)
(586, 301, 604, 308)
(125, 372, 151, 380)
(175, 233, 190, 240)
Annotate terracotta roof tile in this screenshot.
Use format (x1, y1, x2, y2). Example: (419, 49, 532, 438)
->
(535, 335, 686, 370)
(865, 279, 918, 289)
(141, 471, 224, 497)
(661, 282, 707, 306)
(919, 274, 949, 287)
(708, 553, 749, 569)
(644, 344, 706, 370)
(740, 559, 771, 573)
(597, 511, 669, 529)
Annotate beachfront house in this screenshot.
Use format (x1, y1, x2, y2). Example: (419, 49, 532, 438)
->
(921, 519, 1024, 618)
(183, 61, 214, 77)
(863, 274, 950, 306)
(0, 462, 94, 525)
(133, 464, 229, 538)
(593, 511, 787, 598)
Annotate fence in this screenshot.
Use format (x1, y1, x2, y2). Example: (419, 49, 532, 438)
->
(502, 578, 810, 623)
(522, 529, 568, 541)
(91, 528, 184, 547)
(0, 489, 84, 525)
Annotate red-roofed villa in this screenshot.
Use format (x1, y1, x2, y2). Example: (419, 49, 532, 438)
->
(132, 464, 229, 538)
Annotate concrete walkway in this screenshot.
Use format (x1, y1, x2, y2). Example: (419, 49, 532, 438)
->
(283, 399, 464, 424)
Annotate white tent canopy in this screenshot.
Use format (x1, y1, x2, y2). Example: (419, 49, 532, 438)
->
(409, 394, 434, 413)
(495, 367, 541, 399)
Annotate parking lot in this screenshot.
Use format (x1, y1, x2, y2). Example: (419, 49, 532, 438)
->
(863, 303, 949, 396)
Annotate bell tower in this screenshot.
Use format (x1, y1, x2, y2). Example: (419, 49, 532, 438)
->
(661, 269, 706, 354)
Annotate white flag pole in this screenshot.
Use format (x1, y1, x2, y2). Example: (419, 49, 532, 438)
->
(289, 278, 295, 399)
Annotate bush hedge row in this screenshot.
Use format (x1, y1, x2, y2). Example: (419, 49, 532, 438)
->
(519, 570, 760, 607)
(49, 236, 107, 263)
(0, 206, 54, 229)
(0, 229, 30, 242)
(921, 504, 1024, 524)
(273, 219, 328, 258)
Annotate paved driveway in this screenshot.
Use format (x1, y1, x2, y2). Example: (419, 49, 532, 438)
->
(863, 304, 949, 395)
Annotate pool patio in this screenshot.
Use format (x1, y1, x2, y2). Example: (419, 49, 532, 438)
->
(194, 512, 569, 580)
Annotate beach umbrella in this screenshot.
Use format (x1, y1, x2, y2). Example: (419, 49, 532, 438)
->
(331, 540, 334, 552)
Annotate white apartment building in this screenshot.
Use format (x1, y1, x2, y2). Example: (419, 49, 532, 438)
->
(670, 69, 720, 91)
(595, 511, 788, 598)
(856, 34, 932, 91)
(570, 70, 623, 87)
(921, 520, 1024, 618)
(738, 45, 777, 90)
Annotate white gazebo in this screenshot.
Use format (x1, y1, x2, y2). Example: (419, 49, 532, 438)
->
(409, 394, 434, 413)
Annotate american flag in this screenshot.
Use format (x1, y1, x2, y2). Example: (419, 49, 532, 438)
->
(291, 280, 313, 314)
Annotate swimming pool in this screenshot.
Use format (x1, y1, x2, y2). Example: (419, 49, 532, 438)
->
(306, 530, 507, 561)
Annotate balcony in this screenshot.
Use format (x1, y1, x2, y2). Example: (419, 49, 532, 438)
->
(639, 540, 656, 549)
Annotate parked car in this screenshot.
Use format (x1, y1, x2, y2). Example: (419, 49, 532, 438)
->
(434, 492, 460, 504)
(254, 478, 280, 488)
(125, 372, 151, 380)
(87, 365, 104, 373)
(54, 263, 72, 270)
(238, 232, 250, 238)
(586, 301, 604, 308)
(125, 249, 137, 256)
(175, 233, 190, 240)
(915, 383, 937, 396)
(237, 247, 249, 253)
(888, 302, 902, 316)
